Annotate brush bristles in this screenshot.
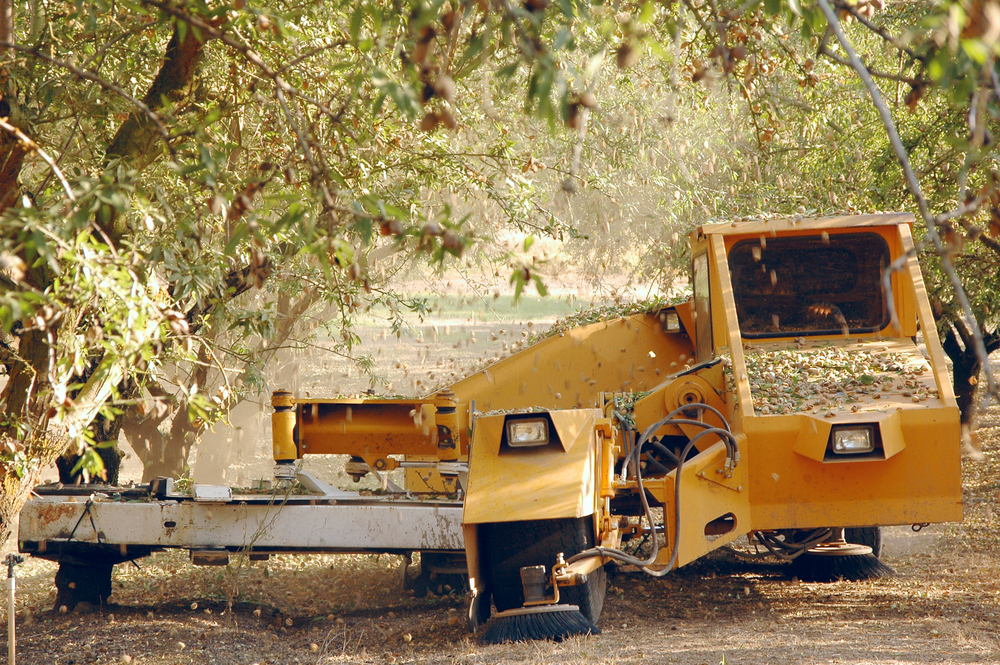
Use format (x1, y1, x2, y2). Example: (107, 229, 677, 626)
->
(480, 605, 600, 644)
(790, 553, 895, 582)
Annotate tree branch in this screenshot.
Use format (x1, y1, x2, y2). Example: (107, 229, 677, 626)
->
(0, 117, 75, 201)
(106, 16, 219, 169)
(0, 40, 174, 156)
(817, 0, 999, 407)
(185, 264, 254, 331)
(140, 0, 338, 209)
(277, 39, 351, 74)
(818, 42, 920, 85)
(832, 0, 923, 63)
(957, 218, 1000, 258)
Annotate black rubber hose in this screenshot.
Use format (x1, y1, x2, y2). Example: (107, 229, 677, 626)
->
(642, 444, 673, 475)
(568, 403, 739, 578)
(752, 528, 834, 561)
(612, 410, 637, 479)
(649, 439, 681, 465)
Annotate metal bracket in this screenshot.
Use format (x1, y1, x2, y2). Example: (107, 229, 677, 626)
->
(695, 467, 743, 492)
(191, 549, 230, 566)
(369, 468, 405, 493)
(520, 564, 559, 606)
(467, 584, 491, 632)
(192, 485, 233, 502)
(295, 470, 356, 499)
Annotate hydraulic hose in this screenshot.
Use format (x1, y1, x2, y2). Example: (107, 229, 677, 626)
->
(752, 528, 835, 560)
(568, 403, 739, 578)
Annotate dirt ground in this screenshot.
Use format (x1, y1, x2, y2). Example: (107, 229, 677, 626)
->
(5, 299, 1000, 664)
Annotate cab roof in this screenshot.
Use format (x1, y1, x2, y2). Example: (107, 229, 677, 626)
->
(694, 212, 914, 240)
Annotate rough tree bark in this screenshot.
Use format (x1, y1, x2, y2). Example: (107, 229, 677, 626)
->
(0, 0, 11, 55)
(0, 128, 27, 211)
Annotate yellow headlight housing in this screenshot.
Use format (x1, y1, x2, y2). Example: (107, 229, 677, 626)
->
(831, 426, 875, 455)
(506, 418, 550, 447)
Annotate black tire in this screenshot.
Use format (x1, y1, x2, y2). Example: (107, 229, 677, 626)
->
(54, 561, 113, 611)
(405, 552, 468, 597)
(480, 517, 606, 624)
(844, 526, 883, 559)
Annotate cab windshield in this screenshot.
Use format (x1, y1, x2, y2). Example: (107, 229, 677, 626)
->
(729, 232, 891, 338)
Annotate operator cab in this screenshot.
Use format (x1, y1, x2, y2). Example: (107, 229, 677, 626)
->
(688, 213, 919, 361)
(729, 232, 891, 338)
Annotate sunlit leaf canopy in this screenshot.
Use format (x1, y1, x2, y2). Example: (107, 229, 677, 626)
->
(2, 0, 1000, 489)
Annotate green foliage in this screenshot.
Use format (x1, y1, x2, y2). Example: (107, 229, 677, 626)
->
(2, 0, 1000, 487)
(1, 0, 694, 481)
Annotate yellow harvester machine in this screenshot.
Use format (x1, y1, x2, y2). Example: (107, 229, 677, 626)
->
(20, 213, 963, 636)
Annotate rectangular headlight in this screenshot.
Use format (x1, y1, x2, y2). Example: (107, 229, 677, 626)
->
(831, 426, 875, 454)
(507, 418, 549, 447)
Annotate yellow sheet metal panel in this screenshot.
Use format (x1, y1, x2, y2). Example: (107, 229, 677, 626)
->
(548, 410, 595, 453)
(790, 414, 833, 463)
(900, 223, 956, 403)
(463, 410, 601, 524)
(745, 404, 962, 529)
(791, 410, 906, 463)
(448, 314, 695, 412)
(710, 235, 755, 420)
(698, 212, 914, 238)
(878, 410, 906, 460)
(638, 441, 751, 569)
(673, 440, 750, 567)
(674, 301, 696, 341)
(889, 225, 919, 338)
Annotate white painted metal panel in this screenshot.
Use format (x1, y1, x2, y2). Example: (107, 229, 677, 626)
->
(192, 485, 233, 502)
(20, 496, 465, 552)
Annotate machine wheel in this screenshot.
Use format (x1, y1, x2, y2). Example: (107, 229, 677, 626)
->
(480, 517, 606, 624)
(403, 552, 468, 598)
(844, 526, 883, 559)
(54, 561, 114, 611)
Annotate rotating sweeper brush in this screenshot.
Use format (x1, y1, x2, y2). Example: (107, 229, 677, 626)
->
(480, 605, 599, 644)
(789, 530, 895, 582)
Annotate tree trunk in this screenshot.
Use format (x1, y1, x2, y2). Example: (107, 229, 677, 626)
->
(124, 346, 210, 483)
(0, 463, 42, 547)
(125, 401, 200, 482)
(105, 20, 214, 170)
(0, 130, 27, 211)
(941, 324, 1000, 428)
(0, 328, 52, 435)
(56, 410, 128, 485)
(0, 20, 217, 548)
(126, 288, 320, 483)
(54, 561, 113, 611)
(0, 0, 12, 56)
